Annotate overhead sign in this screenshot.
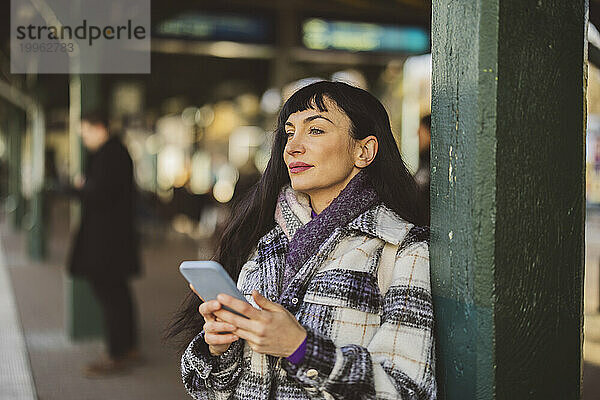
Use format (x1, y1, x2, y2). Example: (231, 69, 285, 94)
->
(302, 18, 429, 54)
(155, 12, 272, 44)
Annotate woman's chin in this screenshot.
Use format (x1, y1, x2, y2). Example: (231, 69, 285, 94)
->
(289, 177, 315, 192)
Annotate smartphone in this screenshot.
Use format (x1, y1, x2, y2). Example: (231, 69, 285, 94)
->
(179, 260, 250, 318)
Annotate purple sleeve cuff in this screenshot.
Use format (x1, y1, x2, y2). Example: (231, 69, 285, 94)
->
(285, 335, 307, 365)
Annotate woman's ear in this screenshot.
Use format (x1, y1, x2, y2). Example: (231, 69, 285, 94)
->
(354, 135, 378, 168)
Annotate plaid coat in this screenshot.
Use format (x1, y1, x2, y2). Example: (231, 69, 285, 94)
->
(181, 181, 436, 400)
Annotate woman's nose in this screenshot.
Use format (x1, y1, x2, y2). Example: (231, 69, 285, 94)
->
(285, 134, 305, 155)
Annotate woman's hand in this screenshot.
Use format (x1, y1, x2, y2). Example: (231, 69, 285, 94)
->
(213, 290, 307, 358)
(190, 284, 239, 356)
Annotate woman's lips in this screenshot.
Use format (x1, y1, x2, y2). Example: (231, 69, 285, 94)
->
(290, 166, 313, 173)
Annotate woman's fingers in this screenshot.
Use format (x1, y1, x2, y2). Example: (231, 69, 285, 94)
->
(204, 321, 236, 333)
(198, 300, 222, 321)
(213, 307, 259, 332)
(216, 294, 261, 319)
(228, 326, 262, 345)
(204, 332, 238, 345)
(203, 316, 239, 347)
(251, 290, 281, 311)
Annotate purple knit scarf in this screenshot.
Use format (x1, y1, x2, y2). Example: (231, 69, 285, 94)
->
(276, 169, 380, 293)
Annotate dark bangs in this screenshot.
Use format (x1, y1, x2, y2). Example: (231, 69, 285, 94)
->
(275, 81, 377, 143)
(277, 82, 339, 133)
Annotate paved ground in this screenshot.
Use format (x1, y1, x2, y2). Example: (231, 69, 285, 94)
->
(1, 198, 600, 399)
(1, 198, 212, 400)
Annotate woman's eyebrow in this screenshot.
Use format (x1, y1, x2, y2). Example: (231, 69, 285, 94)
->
(304, 115, 334, 124)
(285, 114, 334, 128)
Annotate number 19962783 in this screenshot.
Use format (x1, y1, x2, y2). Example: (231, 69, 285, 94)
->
(19, 42, 74, 52)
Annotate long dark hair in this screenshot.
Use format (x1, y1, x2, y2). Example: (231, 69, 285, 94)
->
(163, 81, 423, 351)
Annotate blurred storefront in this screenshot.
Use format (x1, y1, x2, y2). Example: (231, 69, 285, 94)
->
(588, 59, 600, 206)
(586, 23, 600, 207)
(1, 1, 433, 242)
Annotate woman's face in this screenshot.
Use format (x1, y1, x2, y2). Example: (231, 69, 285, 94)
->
(283, 97, 360, 198)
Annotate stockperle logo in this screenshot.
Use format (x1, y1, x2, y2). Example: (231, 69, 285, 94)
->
(11, 0, 150, 74)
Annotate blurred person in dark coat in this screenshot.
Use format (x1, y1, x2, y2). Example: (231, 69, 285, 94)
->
(414, 114, 431, 226)
(67, 109, 142, 377)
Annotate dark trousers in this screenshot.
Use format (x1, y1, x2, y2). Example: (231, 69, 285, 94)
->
(89, 278, 138, 358)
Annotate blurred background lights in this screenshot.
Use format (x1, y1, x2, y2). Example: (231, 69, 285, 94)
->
(181, 106, 199, 127)
(213, 179, 235, 203)
(189, 151, 212, 194)
(157, 187, 174, 203)
(228, 126, 265, 168)
(215, 162, 239, 184)
(283, 77, 323, 101)
(205, 101, 240, 140)
(134, 158, 155, 191)
(195, 105, 215, 128)
(331, 69, 367, 90)
(124, 130, 145, 162)
(157, 145, 185, 190)
(260, 88, 282, 114)
(254, 147, 271, 173)
(0, 137, 6, 158)
(157, 114, 193, 146)
(208, 41, 248, 58)
(235, 93, 260, 118)
(145, 134, 162, 155)
(172, 213, 194, 235)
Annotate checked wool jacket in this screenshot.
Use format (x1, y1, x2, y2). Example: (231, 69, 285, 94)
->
(181, 173, 437, 400)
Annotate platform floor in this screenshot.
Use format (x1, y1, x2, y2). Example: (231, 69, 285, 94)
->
(1, 199, 211, 400)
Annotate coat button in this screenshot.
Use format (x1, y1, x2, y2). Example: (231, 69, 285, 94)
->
(291, 297, 299, 305)
(305, 368, 318, 378)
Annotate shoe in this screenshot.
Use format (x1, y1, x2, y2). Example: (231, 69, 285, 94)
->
(82, 355, 130, 378)
(120, 348, 145, 367)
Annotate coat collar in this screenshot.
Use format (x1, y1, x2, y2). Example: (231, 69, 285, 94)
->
(254, 202, 414, 306)
(276, 169, 380, 293)
(273, 170, 414, 247)
(346, 203, 414, 246)
(261, 201, 414, 248)
(257, 172, 414, 306)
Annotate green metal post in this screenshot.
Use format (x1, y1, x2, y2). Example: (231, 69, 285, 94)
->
(66, 73, 104, 340)
(430, 0, 586, 398)
(7, 105, 25, 230)
(27, 104, 46, 260)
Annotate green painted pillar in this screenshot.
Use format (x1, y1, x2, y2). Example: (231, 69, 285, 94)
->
(27, 105, 46, 260)
(66, 74, 104, 340)
(27, 189, 44, 259)
(7, 105, 25, 230)
(66, 275, 104, 339)
(430, 0, 586, 398)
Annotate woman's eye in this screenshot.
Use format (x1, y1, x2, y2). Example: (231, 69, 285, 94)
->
(310, 128, 324, 135)
(285, 131, 294, 137)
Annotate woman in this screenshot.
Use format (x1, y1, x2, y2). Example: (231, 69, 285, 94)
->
(165, 81, 436, 399)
